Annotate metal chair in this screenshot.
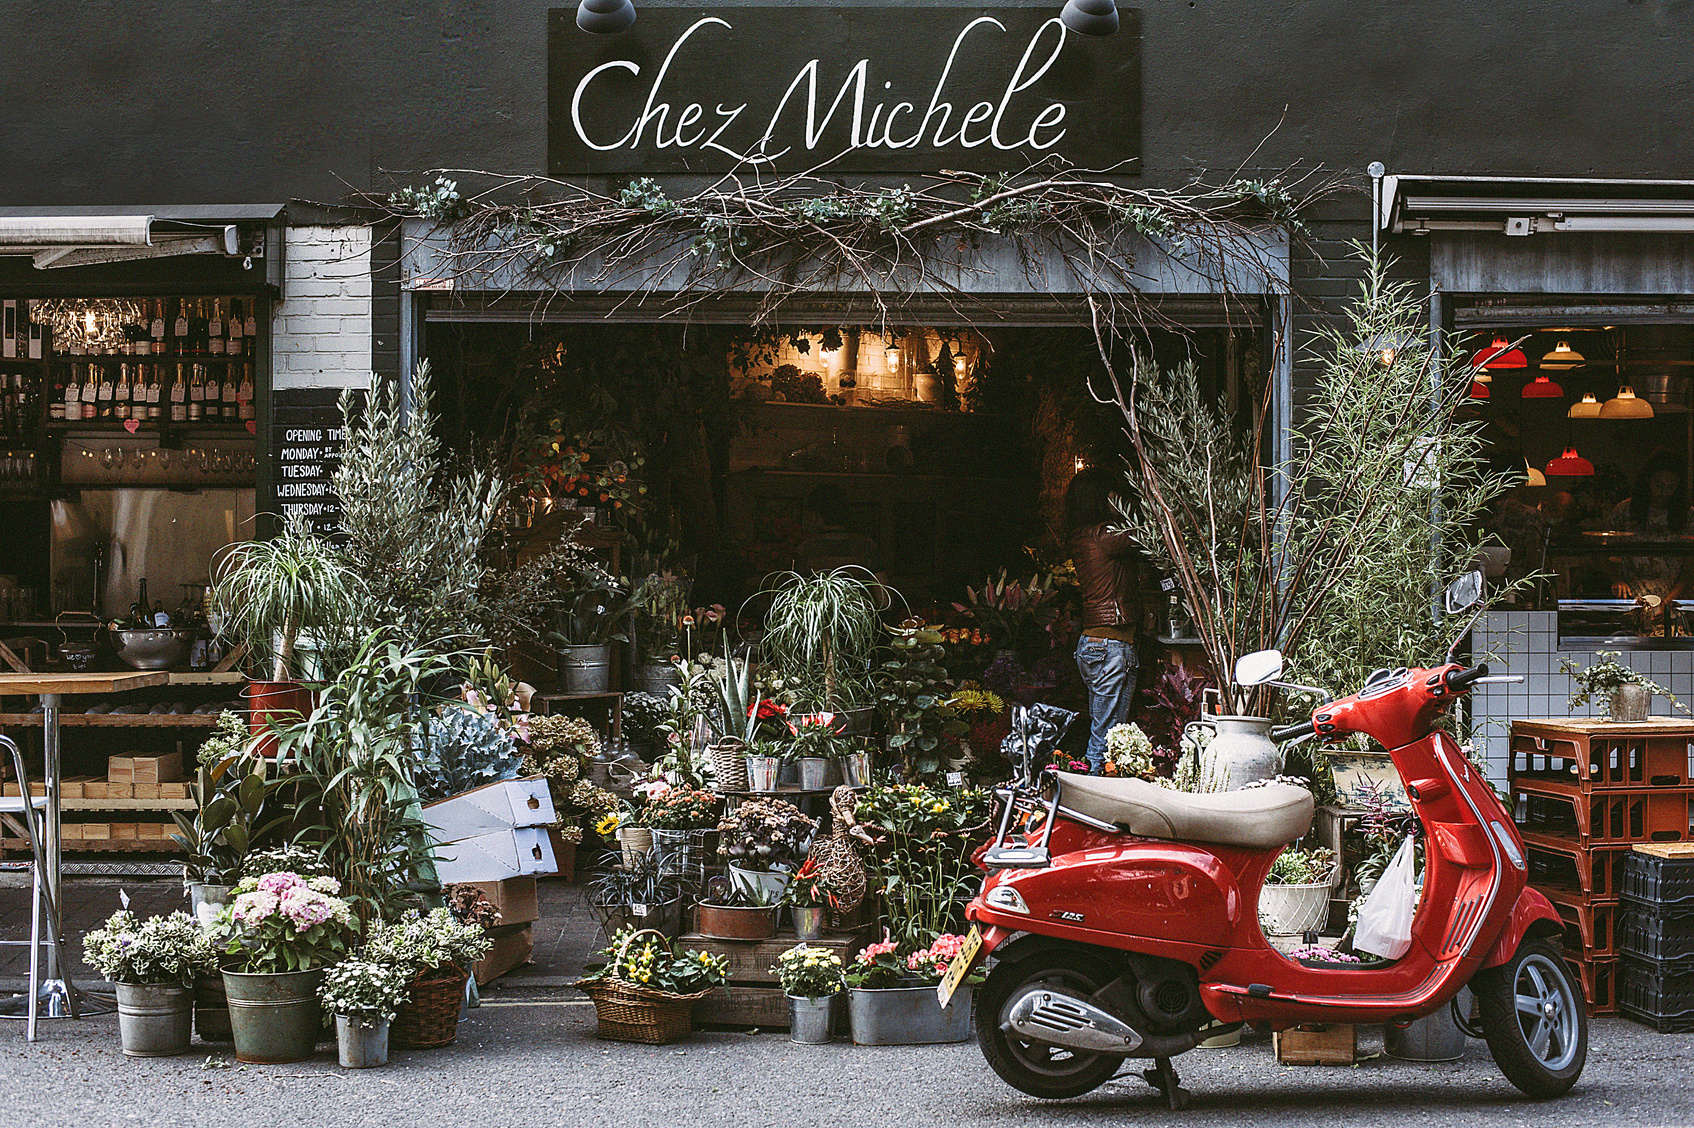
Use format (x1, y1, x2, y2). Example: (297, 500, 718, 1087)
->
(0, 734, 72, 1040)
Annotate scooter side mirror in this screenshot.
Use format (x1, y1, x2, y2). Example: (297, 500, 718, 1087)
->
(1234, 649, 1284, 687)
(1444, 569, 1484, 615)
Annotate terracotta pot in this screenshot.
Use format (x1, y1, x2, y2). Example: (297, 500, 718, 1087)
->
(243, 680, 313, 759)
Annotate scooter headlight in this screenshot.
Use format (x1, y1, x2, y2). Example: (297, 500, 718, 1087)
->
(985, 884, 1030, 914)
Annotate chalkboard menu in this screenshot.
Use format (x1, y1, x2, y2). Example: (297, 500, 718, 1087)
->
(268, 387, 359, 538)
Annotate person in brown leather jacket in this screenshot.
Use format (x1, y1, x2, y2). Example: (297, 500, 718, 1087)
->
(1066, 468, 1142, 773)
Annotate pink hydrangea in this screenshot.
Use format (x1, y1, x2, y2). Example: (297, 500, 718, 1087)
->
(856, 929, 898, 965)
(279, 887, 332, 932)
(257, 872, 303, 896)
(232, 890, 279, 924)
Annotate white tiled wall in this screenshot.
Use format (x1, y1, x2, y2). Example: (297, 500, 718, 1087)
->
(1470, 611, 1694, 786)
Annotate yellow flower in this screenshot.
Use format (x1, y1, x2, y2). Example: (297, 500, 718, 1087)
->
(594, 814, 621, 836)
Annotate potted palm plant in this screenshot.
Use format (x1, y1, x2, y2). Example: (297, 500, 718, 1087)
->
(84, 910, 212, 1057)
(215, 871, 356, 1063)
(209, 515, 359, 757)
(758, 567, 883, 717)
(318, 959, 412, 1068)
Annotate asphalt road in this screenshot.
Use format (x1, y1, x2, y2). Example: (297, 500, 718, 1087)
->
(3, 994, 1687, 1128)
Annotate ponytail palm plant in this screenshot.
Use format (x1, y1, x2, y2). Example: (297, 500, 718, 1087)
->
(211, 516, 361, 682)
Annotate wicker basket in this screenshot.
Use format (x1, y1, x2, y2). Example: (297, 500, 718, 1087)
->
(710, 738, 749, 792)
(576, 977, 714, 1044)
(391, 965, 468, 1049)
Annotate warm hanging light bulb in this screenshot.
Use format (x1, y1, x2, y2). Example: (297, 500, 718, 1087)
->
(1599, 385, 1654, 419)
(1546, 447, 1596, 476)
(1568, 392, 1602, 418)
(883, 342, 901, 370)
(1473, 335, 1527, 370)
(1522, 374, 1565, 399)
(1524, 460, 1547, 488)
(1540, 340, 1586, 370)
(83, 310, 98, 336)
(1473, 369, 1493, 385)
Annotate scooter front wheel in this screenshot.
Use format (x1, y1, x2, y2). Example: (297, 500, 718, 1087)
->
(1472, 938, 1588, 1098)
(975, 948, 1126, 1100)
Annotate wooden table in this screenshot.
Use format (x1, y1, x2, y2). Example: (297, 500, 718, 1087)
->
(0, 672, 168, 1018)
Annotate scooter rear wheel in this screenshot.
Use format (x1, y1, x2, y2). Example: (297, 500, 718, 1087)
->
(975, 948, 1126, 1100)
(1472, 938, 1587, 1098)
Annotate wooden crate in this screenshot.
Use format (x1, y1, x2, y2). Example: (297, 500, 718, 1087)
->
(1274, 1023, 1358, 1065)
(679, 927, 871, 1028)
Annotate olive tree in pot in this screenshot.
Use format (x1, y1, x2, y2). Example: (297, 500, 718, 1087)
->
(84, 910, 213, 1057)
(210, 515, 360, 757)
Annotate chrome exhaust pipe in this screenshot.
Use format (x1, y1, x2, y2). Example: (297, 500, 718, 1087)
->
(1002, 985, 1144, 1054)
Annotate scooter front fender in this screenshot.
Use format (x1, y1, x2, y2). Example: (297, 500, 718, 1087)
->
(1480, 885, 1563, 969)
(974, 838, 1245, 956)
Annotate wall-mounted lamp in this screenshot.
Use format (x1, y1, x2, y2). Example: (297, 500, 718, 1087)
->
(1060, 0, 1119, 36)
(578, 0, 635, 34)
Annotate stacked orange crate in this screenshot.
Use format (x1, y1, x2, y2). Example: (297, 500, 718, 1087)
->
(1509, 720, 1694, 1015)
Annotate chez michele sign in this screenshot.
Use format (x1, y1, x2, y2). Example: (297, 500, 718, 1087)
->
(547, 6, 1141, 175)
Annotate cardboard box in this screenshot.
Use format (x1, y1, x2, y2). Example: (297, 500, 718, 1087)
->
(131, 753, 183, 785)
(110, 823, 138, 840)
(1275, 1024, 1358, 1065)
(158, 782, 190, 800)
(132, 783, 160, 800)
(83, 780, 110, 800)
(431, 828, 557, 883)
(424, 778, 556, 841)
(81, 823, 110, 840)
(472, 922, 534, 986)
(106, 756, 134, 783)
(465, 877, 540, 926)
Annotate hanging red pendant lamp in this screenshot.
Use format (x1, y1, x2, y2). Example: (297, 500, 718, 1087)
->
(1522, 374, 1565, 398)
(1546, 447, 1595, 476)
(1473, 336, 1527, 370)
(1469, 379, 1491, 399)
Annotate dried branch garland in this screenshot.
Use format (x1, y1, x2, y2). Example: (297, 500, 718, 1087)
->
(380, 161, 1336, 329)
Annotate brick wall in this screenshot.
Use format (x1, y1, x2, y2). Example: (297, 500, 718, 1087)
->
(273, 225, 374, 392)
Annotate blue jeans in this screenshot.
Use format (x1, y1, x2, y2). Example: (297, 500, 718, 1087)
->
(1075, 635, 1138, 773)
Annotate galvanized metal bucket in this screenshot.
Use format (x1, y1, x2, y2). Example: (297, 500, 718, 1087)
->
(557, 643, 612, 694)
(842, 751, 872, 787)
(799, 757, 829, 790)
(746, 756, 782, 791)
(335, 1015, 390, 1068)
(223, 967, 326, 1064)
(115, 982, 193, 1057)
(788, 993, 840, 1044)
(1385, 989, 1469, 1062)
(1610, 684, 1651, 723)
(792, 905, 825, 941)
(194, 974, 232, 1042)
(849, 984, 973, 1045)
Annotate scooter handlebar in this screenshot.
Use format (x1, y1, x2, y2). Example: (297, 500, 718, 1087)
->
(1444, 663, 1489, 692)
(1269, 719, 1316, 743)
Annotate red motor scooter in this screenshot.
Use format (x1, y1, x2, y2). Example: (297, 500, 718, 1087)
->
(943, 572, 1583, 1107)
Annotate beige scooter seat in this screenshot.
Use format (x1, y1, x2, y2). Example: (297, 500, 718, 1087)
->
(1058, 774, 1315, 850)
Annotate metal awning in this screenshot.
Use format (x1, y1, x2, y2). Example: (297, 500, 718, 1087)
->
(0, 205, 281, 269)
(1381, 175, 1694, 236)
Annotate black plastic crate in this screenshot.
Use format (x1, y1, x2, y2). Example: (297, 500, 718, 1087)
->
(1623, 850, 1694, 907)
(1620, 1004, 1694, 1033)
(1619, 903, 1694, 962)
(1619, 954, 1694, 1027)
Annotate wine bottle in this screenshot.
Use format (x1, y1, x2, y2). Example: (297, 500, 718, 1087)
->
(80, 365, 96, 419)
(207, 298, 223, 340)
(221, 365, 238, 419)
(96, 366, 114, 419)
(50, 368, 65, 423)
(187, 364, 204, 422)
(238, 364, 255, 421)
(170, 364, 187, 424)
(173, 299, 189, 348)
(150, 298, 165, 345)
(146, 364, 162, 420)
(114, 363, 131, 420)
(243, 300, 257, 337)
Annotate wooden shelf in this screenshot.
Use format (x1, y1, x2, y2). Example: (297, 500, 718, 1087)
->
(0, 712, 223, 727)
(62, 798, 195, 811)
(5, 838, 180, 853)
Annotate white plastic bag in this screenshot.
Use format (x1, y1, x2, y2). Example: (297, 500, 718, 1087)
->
(1352, 836, 1417, 960)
